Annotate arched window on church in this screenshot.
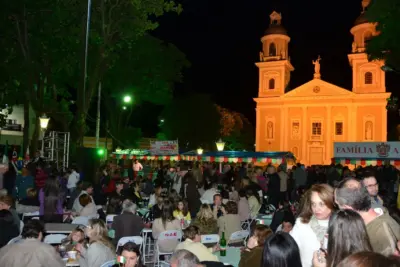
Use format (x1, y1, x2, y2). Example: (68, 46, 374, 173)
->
(269, 78, 275, 89)
(365, 72, 373, 84)
(269, 43, 277, 56)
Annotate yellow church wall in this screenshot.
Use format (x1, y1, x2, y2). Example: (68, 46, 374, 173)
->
(286, 107, 303, 160)
(258, 107, 282, 152)
(355, 105, 386, 142)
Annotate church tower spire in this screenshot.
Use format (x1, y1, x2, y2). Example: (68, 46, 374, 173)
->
(348, 0, 385, 94)
(256, 11, 294, 98)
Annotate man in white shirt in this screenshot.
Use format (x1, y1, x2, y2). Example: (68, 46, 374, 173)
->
(72, 182, 95, 213)
(200, 183, 218, 204)
(132, 159, 143, 180)
(67, 167, 80, 194)
(175, 225, 219, 262)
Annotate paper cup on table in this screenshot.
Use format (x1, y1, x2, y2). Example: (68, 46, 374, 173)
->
(67, 251, 77, 260)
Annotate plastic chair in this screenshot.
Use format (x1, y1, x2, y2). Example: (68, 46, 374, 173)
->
(201, 234, 220, 244)
(106, 214, 117, 228)
(19, 220, 24, 234)
(72, 216, 90, 226)
(116, 236, 143, 252)
(228, 230, 249, 246)
(100, 260, 116, 267)
(44, 234, 68, 244)
(242, 205, 261, 230)
(155, 230, 182, 267)
(22, 211, 40, 221)
(7, 235, 22, 245)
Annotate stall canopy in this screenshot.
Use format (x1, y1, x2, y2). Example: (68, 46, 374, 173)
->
(333, 142, 400, 167)
(112, 149, 295, 164)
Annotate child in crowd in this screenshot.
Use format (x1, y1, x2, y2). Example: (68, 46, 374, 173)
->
(173, 200, 191, 221)
(61, 228, 87, 251)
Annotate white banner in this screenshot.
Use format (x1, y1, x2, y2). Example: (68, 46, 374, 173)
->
(150, 140, 179, 155)
(334, 142, 400, 159)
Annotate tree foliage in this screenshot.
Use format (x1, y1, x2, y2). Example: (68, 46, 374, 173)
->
(160, 94, 221, 149)
(216, 106, 255, 151)
(0, 0, 74, 152)
(63, 0, 184, 144)
(0, 0, 187, 152)
(366, 0, 400, 70)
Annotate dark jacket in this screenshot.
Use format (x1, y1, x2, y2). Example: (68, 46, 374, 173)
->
(112, 212, 144, 246)
(239, 246, 263, 267)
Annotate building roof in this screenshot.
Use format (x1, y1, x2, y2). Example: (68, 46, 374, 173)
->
(354, 13, 369, 26)
(264, 24, 288, 36)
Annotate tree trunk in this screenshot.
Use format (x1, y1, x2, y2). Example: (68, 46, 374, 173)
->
(30, 115, 40, 157)
(23, 98, 30, 156)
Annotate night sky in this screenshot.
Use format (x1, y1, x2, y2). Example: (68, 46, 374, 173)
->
(151, 0, 400, 133)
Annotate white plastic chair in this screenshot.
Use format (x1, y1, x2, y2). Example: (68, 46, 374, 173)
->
(44, 234, 68, 244)
(155, 230, 182, 267)
(7, 235, 22, 245)
(22, 211, 40, 221)
(72, 216, 90, 226)
(242, 205, 262, 230)
(100, 260, 116, 267)
(106, 214, 117, 226)
(228, 230, 249, 246)
(19, 220, 24, 234)
(201, 234, 220, 244)
(116, 236, 143, 252)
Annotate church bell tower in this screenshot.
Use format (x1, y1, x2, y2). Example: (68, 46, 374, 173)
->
(348, 0, 386, 94)
(256, 11, 294, 98)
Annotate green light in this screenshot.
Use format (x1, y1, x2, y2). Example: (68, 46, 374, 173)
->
(122, 106, 127, 110)
(97, 148, 105, 156)
(123, 95, 132, 103)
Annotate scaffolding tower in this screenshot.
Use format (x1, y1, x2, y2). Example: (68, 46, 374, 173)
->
(42, 131, 70, 171)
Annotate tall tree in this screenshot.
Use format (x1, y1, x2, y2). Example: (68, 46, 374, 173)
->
(366, 0, 400, 70)
(0, 0, 74, 153)
(217, 106, 255, 151)
(64, 0, 183, 145)
(101, 33, 189, 149)
(159, 94, 221, 149)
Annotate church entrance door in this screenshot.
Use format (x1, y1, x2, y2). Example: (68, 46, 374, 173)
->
(308, 147, 324, 165)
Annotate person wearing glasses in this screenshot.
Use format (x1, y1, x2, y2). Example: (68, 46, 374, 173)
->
(361, 171, 384, 210)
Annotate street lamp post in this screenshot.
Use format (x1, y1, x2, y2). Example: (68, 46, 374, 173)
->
(95, 92, 132, 158)
(215, 138, 225, 173)
(39, 114, 50, 156)
(39, 114, 50, 129)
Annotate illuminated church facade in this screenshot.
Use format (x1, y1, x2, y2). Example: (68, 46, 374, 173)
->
(254, 1, 390, 165)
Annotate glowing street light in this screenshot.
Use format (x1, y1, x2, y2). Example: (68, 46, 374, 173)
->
(215, 138, 225, 151)
(197, 148, 203, 155)
(39, 114, 50, 129)
(123, 95, 132, 103)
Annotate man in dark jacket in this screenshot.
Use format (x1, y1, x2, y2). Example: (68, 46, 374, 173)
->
(112, 200, 144, 246)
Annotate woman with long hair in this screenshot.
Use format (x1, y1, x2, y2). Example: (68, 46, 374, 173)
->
(337, 251, 400, 267)
(239, 225, 273, 267)
(191, 204, 218, 235)
(152, 200, 181, 253)
(312, 209, 373, 267)
(290, 184, 335, 267)
(262, 232, 302, 267)
(39, 175, 63, 222)
(76, 219, 115, 267)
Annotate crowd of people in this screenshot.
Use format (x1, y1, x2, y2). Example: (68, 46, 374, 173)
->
(0, 158, 399, 267)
